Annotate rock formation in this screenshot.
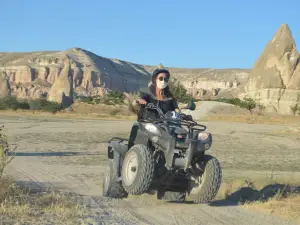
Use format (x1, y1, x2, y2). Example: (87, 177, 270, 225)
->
(240, 24, 300, 114)
(0, 47, 249, 101)
(163, 68, 249, 99)
(0, 71, 11, 97)
(47, 57, 74, 106)
(0, 48, 152, 100)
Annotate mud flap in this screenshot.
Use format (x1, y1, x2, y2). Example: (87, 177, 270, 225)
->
(108, 142, 129, 179)
(184, 140, 198, 171)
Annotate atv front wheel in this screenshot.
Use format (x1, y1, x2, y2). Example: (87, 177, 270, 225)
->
(188, 155, 222, 204)
(103, 159, 128, 198)
(121, 144, 154, 195)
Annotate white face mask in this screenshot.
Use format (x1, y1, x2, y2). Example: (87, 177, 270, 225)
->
(156, 79, 168, 89)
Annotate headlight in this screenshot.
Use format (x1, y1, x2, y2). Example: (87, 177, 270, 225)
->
(198, 132, 210, 141)
(145, 123, 161, 136)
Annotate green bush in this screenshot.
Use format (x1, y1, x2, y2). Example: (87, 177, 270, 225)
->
(169, 79, 195, 104)
(28, 99, 62, 113)
(0, 96, 30, 110)
(75, 96, 93, 104)
(76, 90, 125, 106)
(240, 97, 256, 114)
(212, 97, 257, 114)
(41, 102, 63, 113)
(214, 98, 242, 105)
(0, 96, 19, 110)
(0, 97, 62, 113)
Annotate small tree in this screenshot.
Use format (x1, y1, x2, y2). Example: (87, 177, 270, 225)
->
(290, 104, 299, 115)
(257, 104, 266, 116)
(169, 79, 195, 104)
(0, 126, 16, 177)
(240, 98, 256, 115)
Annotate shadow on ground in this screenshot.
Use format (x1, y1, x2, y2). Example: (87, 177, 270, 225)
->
(15, 180, 74, 193)
(210, 183, 300, 207)
(8, 151, 100, 157)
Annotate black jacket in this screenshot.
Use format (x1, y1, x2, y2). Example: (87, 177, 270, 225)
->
(137, 87, 178, 121)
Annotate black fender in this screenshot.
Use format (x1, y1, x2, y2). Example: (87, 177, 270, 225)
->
(108, 141, 129, 178)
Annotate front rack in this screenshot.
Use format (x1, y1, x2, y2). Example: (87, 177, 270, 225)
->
(138, 118, 206, 131)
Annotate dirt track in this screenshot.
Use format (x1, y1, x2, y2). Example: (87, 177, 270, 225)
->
(2, 116, 300, 225)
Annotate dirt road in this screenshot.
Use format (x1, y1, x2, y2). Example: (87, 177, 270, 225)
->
(2, 116, 300, 225)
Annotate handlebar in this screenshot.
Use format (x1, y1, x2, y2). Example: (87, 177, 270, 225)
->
(137, 102, 205, 127)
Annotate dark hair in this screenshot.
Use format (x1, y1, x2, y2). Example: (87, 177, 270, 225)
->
(150, 68, 174, 99)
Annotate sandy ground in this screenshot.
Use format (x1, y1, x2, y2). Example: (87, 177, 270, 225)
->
(182, 101, 250, 120)
(1, 115, 300, 225)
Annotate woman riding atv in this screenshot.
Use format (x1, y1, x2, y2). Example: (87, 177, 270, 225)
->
(128, 67, 192, 148)
(136, 68, 179, 119)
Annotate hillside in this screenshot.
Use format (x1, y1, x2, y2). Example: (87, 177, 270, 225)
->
(0, 48, 250, 100)
(1, 23, 300, 115)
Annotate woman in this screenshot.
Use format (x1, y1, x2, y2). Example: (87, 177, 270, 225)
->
(128, 68, 179, 148)
(128, 67, 193, 148)
(135, 68, 180, 120)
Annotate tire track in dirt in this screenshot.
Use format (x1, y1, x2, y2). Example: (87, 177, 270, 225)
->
(6, 156, 156, 224)
(3, 117, 299, 225)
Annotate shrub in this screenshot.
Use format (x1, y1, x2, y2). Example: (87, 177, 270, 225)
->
(105, 90, 124, 105)
(41, 102, 63, 113)
(28, 99, 62, 113)
(124, 92, 140, 115)
(77, 90, 125, 106)
(290, 104, 300, 115)
(257, 104, 266, 115)
(28, 98, 48, 110)
(240, 97, 257, 115)
(0, 97, 62, 113)
(215, 98, 242, 105)
(213, 97, 257, 114)
(18, 101, 30, 110)
(0, 126, 16, 176)
(169, 79, 195, 104)
(0, 96, 21, 110)
(75, 96, 93, 104)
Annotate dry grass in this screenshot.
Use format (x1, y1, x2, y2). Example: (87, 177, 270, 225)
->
(245, 195, 300, 224)
(0, 126, 85, 224)
(216, 175, 300, 224)
(0, 179, 84, 224)
(0, 106, 136, 121)
(202, 114, 300, 126)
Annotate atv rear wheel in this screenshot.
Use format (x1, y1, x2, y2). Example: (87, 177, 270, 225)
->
(121, 144, 154, 195)
(188, 155, 222, 204)
(103, 159, 128, 198)
(157, 190, 186, 203)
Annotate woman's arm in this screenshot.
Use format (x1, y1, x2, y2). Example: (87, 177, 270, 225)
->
(172, 99, 180, 112)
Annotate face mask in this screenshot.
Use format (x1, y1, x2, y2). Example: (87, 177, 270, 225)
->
(156, 76, 169, 89)
(157, 79, 168, 89)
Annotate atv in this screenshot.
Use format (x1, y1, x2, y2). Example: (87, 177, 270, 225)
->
(102, 101, 222, 203)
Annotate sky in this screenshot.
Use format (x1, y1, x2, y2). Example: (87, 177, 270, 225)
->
(1, 0, 300, 69)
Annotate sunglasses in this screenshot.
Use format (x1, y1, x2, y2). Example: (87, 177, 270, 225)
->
(158, 76, 169, 82)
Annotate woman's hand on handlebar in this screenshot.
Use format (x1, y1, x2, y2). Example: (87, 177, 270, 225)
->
(136, 99, 147, 105)
(180, 113, 193, 121)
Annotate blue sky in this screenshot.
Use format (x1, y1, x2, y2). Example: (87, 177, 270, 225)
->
(1, 0, 300, 69)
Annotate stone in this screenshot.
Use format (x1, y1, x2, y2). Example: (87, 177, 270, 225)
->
(47, 57, 74, 107)
(241, 24, 300, 115)
(0, 47, 250, 101)
(0, 72, 11, 97)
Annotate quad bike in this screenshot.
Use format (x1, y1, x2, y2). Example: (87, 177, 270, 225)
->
(102, 101, 222, 203)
